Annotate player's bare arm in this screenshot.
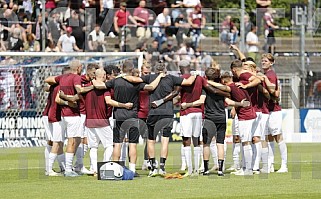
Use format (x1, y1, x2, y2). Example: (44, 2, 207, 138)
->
(151, 86, 181, 108)
(257, 84, 271, 100)
(75, 84, 94, 94)
(203, 84, 231, 98)
(235, 75, 261, 89)
(143, 73, 166, 91)
(181, 74, 197, 86)
(58, 90, 80, 103)
(44, 76, 57, 85)
(207, 80, 231, 92)
(92, 79, 108, 89)
(225, 98, 250, 107)
(181, 95, 206, 110)
(263, 75, 277, 94)
(54, 92, 77, 108)
(105, 96, 133, 110)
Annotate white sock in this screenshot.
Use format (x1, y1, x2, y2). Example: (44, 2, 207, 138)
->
(200, 145, 204, 169)
(278, 140, 288, 168)
(251, 144, 256, 169)
(243, 145, 253, 171)
(44, 145, 52, 173)
(57, 154, 65, 172)
(48, 153, 57, 172)
(183, 146, 193, 174)
(103, 145, 113, 162)
(194, 147, 201, 172)
(261, 147, 269, 170)
(181, 145, 186, 167)
(233, 143, 241, 169)
(120, 142, 128, 162)
(223, 141, 227, 171)
(83, 144, 88, 157)
(65, 152, 74, 172)
(129, 163, 136, 173)
(268, 141, 275, 169)
(90, 148, 98, 172)
(210, 142, 218, 166)
(241, 145, 245, 169)
(75, 143, 84, 169)
(253, 142, 262, 170)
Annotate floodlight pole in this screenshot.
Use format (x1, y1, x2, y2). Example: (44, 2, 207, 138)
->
(240, 0, 245, 52)
(42, 0, 46, 52)
(298, 6, 307, 107)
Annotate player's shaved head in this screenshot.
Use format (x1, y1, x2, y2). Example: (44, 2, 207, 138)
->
(95, 68, 106, 82)
(96, 68, 106, 77)
(69, 59, 82, 75)
(69, 59, 81, 70)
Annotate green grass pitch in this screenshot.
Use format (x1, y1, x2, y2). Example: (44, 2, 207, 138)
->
(1, 143, 321, 199)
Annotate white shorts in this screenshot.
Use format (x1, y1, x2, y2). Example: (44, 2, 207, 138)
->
(267, 111, 282, 136)
(238, 119, 255, 142)
(80, 114, 87, 138)
(232, 115, 239, 136)
(62, 116, 82, 138)
(252, 112, 262, 138)
(261, 113, 269, 139)
(42, 116, 53, 141)
(52, 121, 65, 142)
(180, 112, 203, 138)
(109, 117, 116, 130)
(87, 126, 113, 148)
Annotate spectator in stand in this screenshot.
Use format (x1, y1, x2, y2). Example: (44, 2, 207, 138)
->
(133, 0, 151, 41)
(151, 0, 167, 16)
(244, 15, 253, 41)
(45, 39, 60, 52)
(256, 0, 271, 36)
(8, 27, 24, 51)
(47, 10, 63, 44)
(188, 4, 205, 49)
(183, 0, 200, 15)
(65, 9, 85, 50)
(87, 0, 101, 20)
(23, 33, 40, 52)
(87, 23, 106, 52)
(170, 0, 183, 22)
(135, 40, 148, 53)
(101, 0, 114, 18)
(57, 26, 82, 52)
(161, 40, 178, 71)
(220, 15, 238, 45)
(100, 0, 114, 37)
(263, 8, 278, 54)
(246, 25, 260, 62)
(0, 35, 6, 52)
(113, 2, 137, 52)
(22, 0, 32, 20)
(31, 13, 47, 44)
(69, 0, 83, 11)
(177, 41, 195, 63)
(45, 0, 57, 11)
(147, 40, 160, 67)
(152, 8, 171, 50)
(174, 12, 190, 47)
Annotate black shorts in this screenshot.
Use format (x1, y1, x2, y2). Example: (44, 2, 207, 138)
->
(214, 123, 226, 144)
(113, 120, 140, 144)
(146, 115, 173, 140)
(202, 119, 226, 145)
